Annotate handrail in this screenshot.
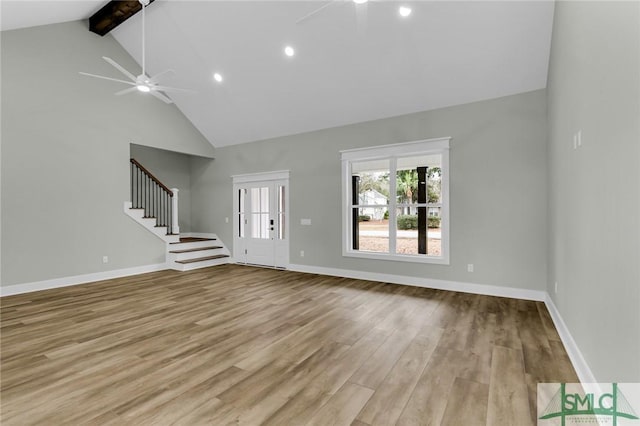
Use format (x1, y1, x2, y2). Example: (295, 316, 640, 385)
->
(130, 158, 173, 196)
(130, 158, 179, 235)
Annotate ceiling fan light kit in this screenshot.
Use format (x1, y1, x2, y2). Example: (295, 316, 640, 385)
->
(79, 0, 190, 104)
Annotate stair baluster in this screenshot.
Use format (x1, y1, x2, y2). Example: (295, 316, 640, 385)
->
(130, 158, 177, 235)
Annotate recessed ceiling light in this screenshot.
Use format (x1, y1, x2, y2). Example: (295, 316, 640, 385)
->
(213, 73, 223, 83)
(284, 46, 295, 57)
(399, 6, 412, 17)
(136, 84, 151, 93)
(353, 0, 368, 4)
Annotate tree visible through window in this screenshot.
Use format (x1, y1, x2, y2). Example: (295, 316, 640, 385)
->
(341, 138, 450, 264)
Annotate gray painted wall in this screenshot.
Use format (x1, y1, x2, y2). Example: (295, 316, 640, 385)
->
(130, 144, 195, 233)
(547, 2, 640, 381)
(191, 89, 548, 290)
(1, 21, 215, 287)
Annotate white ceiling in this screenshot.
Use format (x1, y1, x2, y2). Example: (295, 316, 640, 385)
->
(0, 0, 104, 32)
(1, 1, 555, 147)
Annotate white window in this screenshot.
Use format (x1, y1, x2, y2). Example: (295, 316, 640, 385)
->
(341, 138, 450, 264)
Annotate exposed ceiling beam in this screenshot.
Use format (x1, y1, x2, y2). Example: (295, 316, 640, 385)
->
(89, 0, 155, 37)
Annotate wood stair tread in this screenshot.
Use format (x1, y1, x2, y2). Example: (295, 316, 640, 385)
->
(169, 246, 223, 254)
(171, 237, 216, 244)
(175, 254, 229, 264)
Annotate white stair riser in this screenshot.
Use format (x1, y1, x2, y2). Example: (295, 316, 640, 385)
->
(168, 240, 220, 251)
(168, 248, 226, 262)
(141, 218, 157, 227)
(125, 202, 229, 271)
(170, 257, 230, 271)
(123, 201, 179, 243)
(129, 209, 145, 219)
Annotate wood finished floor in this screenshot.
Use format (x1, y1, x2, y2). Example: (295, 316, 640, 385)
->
(0, 264, 578, 425)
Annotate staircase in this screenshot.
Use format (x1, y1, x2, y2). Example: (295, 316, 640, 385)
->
(168, 236, 230, 271)
(124, 158, 231, 271)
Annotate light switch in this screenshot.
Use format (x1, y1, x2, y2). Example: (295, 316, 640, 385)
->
(301, 218, 311, 226)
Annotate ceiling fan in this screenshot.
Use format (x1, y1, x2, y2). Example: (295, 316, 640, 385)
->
(296, 0, 370, 25)
(80, 0, 191, 104)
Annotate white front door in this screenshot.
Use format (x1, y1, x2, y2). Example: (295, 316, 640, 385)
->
(233, 173, 289, 268)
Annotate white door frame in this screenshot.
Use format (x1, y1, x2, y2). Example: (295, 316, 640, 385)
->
(232, 170, 290, 268)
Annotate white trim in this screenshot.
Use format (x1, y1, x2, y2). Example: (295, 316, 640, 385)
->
(342, 250, 450, 265)
(232, 175, 290, 268)
(123, 202, 179, 243)
(340, 137, 450, 161)
(231, 170, 290, 184)
(288, 263, 545, 301)
(341, 138, 450, 265)
(0, 263, 168, 297)
(287, 263, 596, 385)
(544, 294, 598, 384)
(0, 256, 596, 385)
(171, 188, 180, 235)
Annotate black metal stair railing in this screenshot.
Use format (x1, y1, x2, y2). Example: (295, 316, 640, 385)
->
(130, 158, 175, 235)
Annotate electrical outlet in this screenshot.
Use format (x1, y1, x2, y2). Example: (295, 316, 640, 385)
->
(467, 264, 474, 273)
(300, 250, 305, 257)
(102, 256, 109, 264)
(555, 281, 558, 294)
(225, 217, 229, 223)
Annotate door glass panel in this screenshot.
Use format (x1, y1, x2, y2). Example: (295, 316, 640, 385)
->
(261, 214, 269, 239)
(250, 213, 269, 239)
(278, 185, 285, 240)
(251, 188, 261, 213)
(250, 186, 270, 239)
(261, 187, 269, 211)
(238, 189, 245, 238)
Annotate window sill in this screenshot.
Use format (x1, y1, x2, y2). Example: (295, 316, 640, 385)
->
(343, 250, 450, 265)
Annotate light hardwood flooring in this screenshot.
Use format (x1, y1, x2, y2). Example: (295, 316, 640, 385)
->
(0, 264, 578, 425)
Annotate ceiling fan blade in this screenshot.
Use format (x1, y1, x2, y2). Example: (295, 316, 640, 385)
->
(154, 85, 195, 93)
(296, 0, 339, 24)
(115, 87, 138, 96)
(149, 69, 176, 84)
(79, 72, 137, 86)
(102, 57, 137, 82)
(150, 90, 173, 104)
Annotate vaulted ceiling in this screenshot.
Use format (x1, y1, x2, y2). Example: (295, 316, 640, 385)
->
(1, 1, 555, 147)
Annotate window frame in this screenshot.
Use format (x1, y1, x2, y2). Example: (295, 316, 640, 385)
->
(341, 137, 450, 265)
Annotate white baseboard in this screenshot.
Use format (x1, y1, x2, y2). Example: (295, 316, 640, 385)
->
(544, 294, 598, 384)
(287, 263, 546, 301)
(2, 258, 595, 386)
(288, 263, 596, 384)
(0, 263, 168, 297)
